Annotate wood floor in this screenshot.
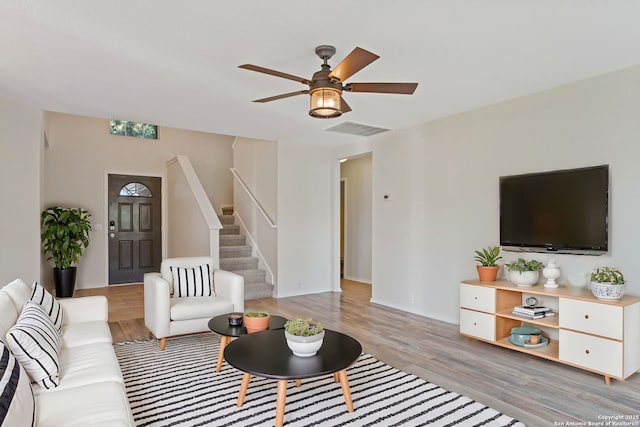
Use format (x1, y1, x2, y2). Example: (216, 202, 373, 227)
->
(77, 280, 640, 426)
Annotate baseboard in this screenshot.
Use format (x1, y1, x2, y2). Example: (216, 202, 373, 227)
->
(369, 297, 458, 325)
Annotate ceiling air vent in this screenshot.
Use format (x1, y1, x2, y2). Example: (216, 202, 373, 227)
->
(325, 121, 390, 137)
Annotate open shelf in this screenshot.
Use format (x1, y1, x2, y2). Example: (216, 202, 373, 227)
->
(495, 336, 559, 361)
(495, 309, 559, 328)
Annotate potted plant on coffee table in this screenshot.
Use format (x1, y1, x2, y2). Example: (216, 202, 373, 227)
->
(284, 318, 325, 357)
(504, 258, 543, 288)
(41, 206, 92, 298)
(474, 246, 501, 282)
(590, 266, 625, 300)
(243, 311, 270, 333)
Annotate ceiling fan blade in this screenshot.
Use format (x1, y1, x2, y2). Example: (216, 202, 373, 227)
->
(344, 82, 418, 94)
(340, 97, 352, 113)
(328, 47, 379, 82)
(253, 90, 309, 103)
(239, 64, 311, 85)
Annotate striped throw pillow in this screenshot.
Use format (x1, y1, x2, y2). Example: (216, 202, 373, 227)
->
(6, 301, 62, 389)
(29, 282, 63, 334)
(0, 342, 35, 427)
(170, 265, 213, 297)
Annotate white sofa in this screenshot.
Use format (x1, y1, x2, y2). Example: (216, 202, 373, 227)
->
(0, 279, 134, 427)
(144, 256, 244, 350)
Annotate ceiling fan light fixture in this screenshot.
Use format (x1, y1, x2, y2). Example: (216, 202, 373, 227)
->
(309, 87, 342, 118)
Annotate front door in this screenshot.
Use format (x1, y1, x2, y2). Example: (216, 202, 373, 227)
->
(108, 174, 161, 284)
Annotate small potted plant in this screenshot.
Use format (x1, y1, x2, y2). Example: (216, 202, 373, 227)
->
(243, 311, 270, 333)
(284, 318, 325, 357)
(590, 267, 625, 300)
(41, 206, 92, 297)
(504, 258, 543, 288)
(474, 246, 501, 282)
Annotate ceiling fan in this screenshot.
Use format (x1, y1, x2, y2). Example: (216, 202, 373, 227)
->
(239, 45, 418, 119)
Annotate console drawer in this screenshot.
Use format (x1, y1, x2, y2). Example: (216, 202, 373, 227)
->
(460, 308, 495, 341)
(559, 298, 622, 340)
(460, 283, 495, 313)
(559, 329, 622, 377)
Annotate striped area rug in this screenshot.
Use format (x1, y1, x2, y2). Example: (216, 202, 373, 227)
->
(114, 334, 524, 427)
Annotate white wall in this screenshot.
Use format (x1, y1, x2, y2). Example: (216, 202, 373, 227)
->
(369, 65, 640, 324)
(44, 112, 234, 288)
(0, 97, 43, 286)
(232, 137, 278, 284)
(340, 155, 372, 284)
(277, 141, 334, 297)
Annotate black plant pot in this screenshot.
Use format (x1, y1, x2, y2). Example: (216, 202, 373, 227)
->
(54, 267, 77, 298)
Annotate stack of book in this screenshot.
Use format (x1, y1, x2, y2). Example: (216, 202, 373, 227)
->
(512, 305, 555, 320)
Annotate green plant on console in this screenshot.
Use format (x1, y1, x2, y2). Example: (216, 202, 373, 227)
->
(284, 318, 324, 337)
(41, 206, 92, 269)
(504, 258, 543, 273)
(590, 267, 625, 285)
(474, 246, 502, 267)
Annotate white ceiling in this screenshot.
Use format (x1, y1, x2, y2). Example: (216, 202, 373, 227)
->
(2, 1, 640, 145)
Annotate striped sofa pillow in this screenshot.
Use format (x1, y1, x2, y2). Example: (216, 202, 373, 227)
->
(29, 282, 63, 334)
(6, 301, 62, 389)
(0, 342, 35, 427)
(170, 265, 213, 297)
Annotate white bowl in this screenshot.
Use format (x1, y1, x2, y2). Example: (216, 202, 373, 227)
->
(285, 330, 325, 357)
(590, 282, 625, 300)
(508, 270, 539, 287)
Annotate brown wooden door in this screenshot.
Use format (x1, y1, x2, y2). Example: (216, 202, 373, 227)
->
(108, 174, 161, 284)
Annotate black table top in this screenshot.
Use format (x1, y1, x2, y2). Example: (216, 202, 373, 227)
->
(224, 329, 362, 380)
(208, 314, 288, 337)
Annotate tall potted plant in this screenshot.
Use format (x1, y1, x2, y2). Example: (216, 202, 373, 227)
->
(41, 207, 91, 297)
(474, 246, 501, 282)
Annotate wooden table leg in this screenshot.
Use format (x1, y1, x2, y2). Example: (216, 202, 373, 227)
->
(216, 335, 231, 372)
(337, 369, 354, 413)
(295, 379, 301, 387)
(237, 373, 251, 407)
(275, 380, 288, 427)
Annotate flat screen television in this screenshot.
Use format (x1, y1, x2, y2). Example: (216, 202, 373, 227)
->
(499, 165, 609, 255)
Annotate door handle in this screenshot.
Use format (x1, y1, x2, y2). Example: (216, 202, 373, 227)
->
(110, 232, 116, 238)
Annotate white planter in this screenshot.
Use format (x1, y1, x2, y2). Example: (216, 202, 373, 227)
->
(285, 330, 325, 357)
(590, 281, 625, 300)
(508, 270, 539, 287)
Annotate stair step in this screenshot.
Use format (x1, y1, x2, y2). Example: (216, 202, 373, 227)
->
(220, 224, 240, 235)
(222, 206, 234, 215)
(220, 245, 252, 258)
(233, 268, 266, 284)
(220, 257, 258, 271)
(245, 281, 274, 300)
(219, 235, 246, 246)
(218, 214, 235, 225)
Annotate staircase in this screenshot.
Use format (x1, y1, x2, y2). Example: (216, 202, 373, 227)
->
(219, 207, 274, 300)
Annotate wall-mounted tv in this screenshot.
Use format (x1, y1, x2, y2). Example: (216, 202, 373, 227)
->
(500, 165, 609, 255)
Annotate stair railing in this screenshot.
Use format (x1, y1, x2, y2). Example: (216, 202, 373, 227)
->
(230, 168, 277, 228)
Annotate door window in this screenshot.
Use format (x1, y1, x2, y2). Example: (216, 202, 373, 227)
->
(119, 182, 153, 198)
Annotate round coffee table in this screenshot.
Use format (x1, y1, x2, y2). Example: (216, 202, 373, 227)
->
(224, 329, 362, 427)
(208, 314, 287, 372)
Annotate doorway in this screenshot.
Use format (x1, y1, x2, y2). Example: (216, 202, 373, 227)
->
(107, 174, 162, 284)
(339, 155, 372, 287)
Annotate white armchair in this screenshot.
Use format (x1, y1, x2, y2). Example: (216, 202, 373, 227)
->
(144, 256, 244, 349)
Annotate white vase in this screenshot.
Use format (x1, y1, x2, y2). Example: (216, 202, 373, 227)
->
(508, 270, 539, 287)
(285, 330, 325, 357)
(543, 259, 561, 288)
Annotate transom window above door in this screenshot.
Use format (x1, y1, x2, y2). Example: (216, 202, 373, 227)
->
(119, 182, 153, 197)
